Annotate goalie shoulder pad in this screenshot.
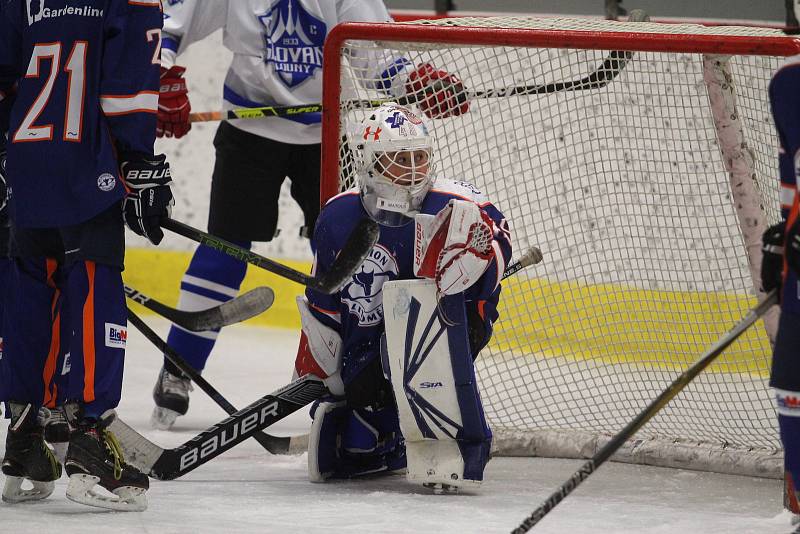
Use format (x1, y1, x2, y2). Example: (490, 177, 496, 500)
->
(295, 297, 344, 396)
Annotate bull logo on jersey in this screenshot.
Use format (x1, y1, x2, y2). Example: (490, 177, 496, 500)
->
(341, 245, 399, 326)
(257, 0, 327, 89)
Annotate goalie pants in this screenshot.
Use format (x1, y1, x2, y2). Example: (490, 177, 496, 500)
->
(0, 205, 126, 418)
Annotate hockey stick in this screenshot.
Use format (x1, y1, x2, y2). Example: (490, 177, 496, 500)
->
(126, 308, 293, 456)
(109, 375, 327, 480)
(511, 288, 778, 533)
(502, 246, 544, 280)
(124, 284, 274, 332)
(161, 217, 379, 294)
(187, 11, 646, 124)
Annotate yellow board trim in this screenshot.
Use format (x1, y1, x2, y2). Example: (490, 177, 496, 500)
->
(123, 247, 308, 330)
(124, 248, 772, 377)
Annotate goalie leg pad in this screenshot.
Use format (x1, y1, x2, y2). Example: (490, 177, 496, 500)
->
(381, 279, 491, 489)
(307, 400, 406, 482)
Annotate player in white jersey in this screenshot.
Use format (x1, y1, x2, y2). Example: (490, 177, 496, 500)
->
(152, 0, 470, 429)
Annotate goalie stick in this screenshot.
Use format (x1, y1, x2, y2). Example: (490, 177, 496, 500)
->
(124, 284, 274, 331)
(502, 246, 544, 280)
(511, 288, 778, 533)
(109, 375, 327, 480)
(187, 11, 647, 124)
(126, 308, 292, 456)
(162, 217, 379, 294)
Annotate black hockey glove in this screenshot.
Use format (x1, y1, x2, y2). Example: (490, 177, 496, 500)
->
(120, 153, 174, 246)
(787, 218, 800, 275)
(761, 222, 786, 293)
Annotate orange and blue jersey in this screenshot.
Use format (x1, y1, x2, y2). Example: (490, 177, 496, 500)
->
(306, 178, 512, 388)
(0, 0, 162, 228)
(769, 53, 800, 313)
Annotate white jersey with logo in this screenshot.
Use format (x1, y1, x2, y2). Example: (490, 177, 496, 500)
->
(160, 0, 402, 144)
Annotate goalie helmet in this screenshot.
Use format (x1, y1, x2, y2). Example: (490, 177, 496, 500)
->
(349, 103, 436, 227)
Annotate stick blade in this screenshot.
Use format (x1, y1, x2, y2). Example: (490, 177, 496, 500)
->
(313, 218, 380, 294)
(214, 286, 275, 329)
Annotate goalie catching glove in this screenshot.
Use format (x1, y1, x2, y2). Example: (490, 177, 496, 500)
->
(405, 63, 469, 119)
(414, 199, 496, 295)
(120, 153, 174, 246)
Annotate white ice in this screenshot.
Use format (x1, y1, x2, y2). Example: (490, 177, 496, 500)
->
(0, 318, 791, 533)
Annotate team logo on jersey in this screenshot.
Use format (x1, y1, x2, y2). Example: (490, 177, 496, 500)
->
(105, 323, 127, 349)
(97, 173, 116, 192)
(25, 0, 103, 25)
(257, 0, 327, 89)
(341, 244, 399, 326)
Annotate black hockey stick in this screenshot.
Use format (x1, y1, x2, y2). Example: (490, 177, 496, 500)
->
(126, 308, 293, 456)
(188, 11, 647, 124)
(511, 288, 778, 533)
(109, 375, 327, 480)
(161, 217, 379, 294)
(124, 284, 274, 332)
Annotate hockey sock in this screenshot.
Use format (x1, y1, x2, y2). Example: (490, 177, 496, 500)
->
(165, 242, 249, 373)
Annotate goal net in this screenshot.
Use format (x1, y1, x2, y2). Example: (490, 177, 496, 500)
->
(320, 16, 800, 478)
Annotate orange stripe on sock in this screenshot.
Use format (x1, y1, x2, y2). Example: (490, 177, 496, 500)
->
(42, 288, 61, 408)
(82, 261, 96, 402)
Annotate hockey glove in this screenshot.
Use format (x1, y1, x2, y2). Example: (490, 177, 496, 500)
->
(405, 63, 470, 119)
(787, 218, 800, 275)
(157, 66, 191, 139)
(120, 153, 174, 245)
(414, 199, 496, 295)
(761, 222, 785, 293)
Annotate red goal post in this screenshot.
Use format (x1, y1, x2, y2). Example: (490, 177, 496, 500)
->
(320, 16, 800, 478)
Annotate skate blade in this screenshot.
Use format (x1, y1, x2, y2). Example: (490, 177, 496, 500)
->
(2, 475, 55, 503)
(422, 482, 460, 495)
(150, 407, 180, 430)
(66, 474, 147, 512)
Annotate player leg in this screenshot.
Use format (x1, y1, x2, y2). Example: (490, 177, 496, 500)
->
(57, 205, 148, 511)
(381, 279, 492, 493)
(153, 123, 289, 428)
(770, 305, 800, 519)
(0, 228, 65, 502)
(287, 142, 321, 239)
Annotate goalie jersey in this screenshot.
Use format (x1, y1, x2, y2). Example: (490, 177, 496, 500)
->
(0, 0, 161, 228)
(160, 0, 406, 144)
(307, 179, 513, 387)
(769, 53, 800, 312)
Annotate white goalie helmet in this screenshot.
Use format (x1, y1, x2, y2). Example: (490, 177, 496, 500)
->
(349, 103, 436, 227)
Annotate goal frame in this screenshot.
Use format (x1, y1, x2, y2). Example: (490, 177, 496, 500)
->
(319, 18, 800, 478)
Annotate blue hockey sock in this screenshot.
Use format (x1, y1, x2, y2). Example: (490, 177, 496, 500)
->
(776, 390, 800, 484)
(165, 242, 249, 373)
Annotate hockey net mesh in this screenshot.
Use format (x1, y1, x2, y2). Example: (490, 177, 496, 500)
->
(325, 17, 794, 477)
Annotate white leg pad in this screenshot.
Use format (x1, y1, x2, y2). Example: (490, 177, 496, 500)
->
(382, 279, 491, 490)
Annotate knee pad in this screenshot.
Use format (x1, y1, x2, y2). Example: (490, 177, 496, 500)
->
(307, 400, 406, 482)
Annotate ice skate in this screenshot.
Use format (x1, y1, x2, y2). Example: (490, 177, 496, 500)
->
(2, 402, 62, 503)
(64, 413, 149, 512)
(151, 366, 192, 430)
(39, 405, 74, 464)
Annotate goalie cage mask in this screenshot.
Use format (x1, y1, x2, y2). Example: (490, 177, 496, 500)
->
(349, 103, 436, 227)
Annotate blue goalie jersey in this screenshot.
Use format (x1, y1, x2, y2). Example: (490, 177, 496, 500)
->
(307, 179, 513, 387)
(0, 0, 162, 228)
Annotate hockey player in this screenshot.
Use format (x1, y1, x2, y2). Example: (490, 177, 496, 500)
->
(152, 0, 470, 429)
(294, 103, 511, 491)
(0, 0, 174, 511)
(762, 39, 800, 520)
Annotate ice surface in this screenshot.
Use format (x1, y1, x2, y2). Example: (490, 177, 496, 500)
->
(0, 318, 789, 533)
